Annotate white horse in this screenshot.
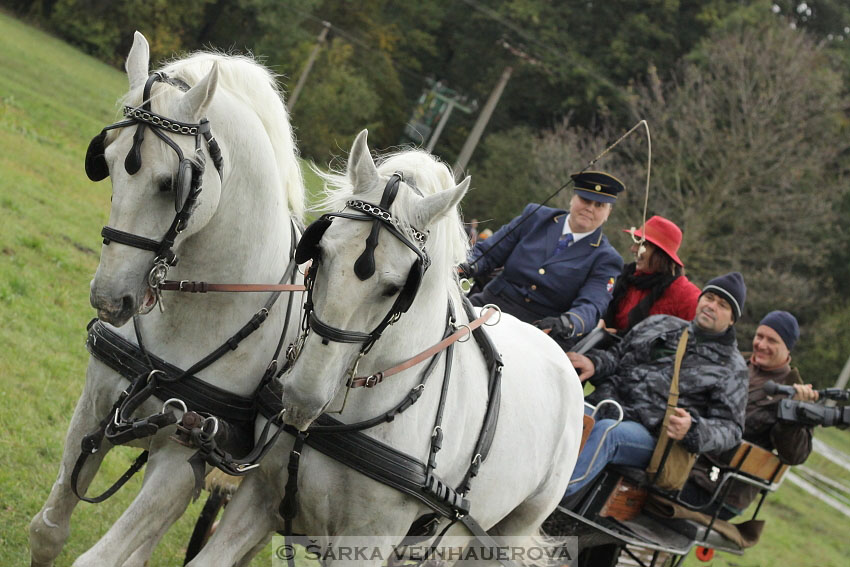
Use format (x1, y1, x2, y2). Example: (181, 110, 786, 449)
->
(29, 32, 303, 567)
(185, 130, 584, 566)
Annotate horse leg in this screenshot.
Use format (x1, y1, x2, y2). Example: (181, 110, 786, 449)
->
(119, 517, 173, 567)
(29, 382, 112, 567)
(185, 471, 279, 567)
(233, 532, 273, 567)
(71, 441, 195, 567)
(486, 488, 574, 567)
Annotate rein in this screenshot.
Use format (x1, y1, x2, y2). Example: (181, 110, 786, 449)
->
(349, 306, 500, 388)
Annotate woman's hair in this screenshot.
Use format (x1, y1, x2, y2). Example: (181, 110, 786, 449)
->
(645, 242, 684, 276)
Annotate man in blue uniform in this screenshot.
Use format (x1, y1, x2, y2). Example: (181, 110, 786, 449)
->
(464, 171, 625, 348)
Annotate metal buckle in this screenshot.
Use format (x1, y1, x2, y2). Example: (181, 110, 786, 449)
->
(161, 398, 187, 415)
(364, 374, 379, 388)
(234, 463, 260, 472)
(201, 415, 219, 437)
(146, 369, 166, 383)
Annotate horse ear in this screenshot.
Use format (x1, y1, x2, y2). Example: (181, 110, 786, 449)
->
(413, 176, 470, 228)
(126, 31, 150, 91)
(348, 129, 379, 194)
(178, 62, 219, 121)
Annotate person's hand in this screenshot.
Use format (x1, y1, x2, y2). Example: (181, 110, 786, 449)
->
(667, 407, 692, 440)
(533, 316, 573, 339)
(457, 262, 473, 278)
(792, 383, 819, 402)
(598, 318, 618, 334)
(566, 352, 595, 382)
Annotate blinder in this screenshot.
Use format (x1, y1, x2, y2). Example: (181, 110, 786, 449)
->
(85, 130, 110, 182)
(175, 158, 196, 213)
(294, 217, 333, 265)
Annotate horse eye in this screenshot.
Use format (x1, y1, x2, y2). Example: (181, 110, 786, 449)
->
(158, 179, 173, 193)
(382, 285, 401, 297)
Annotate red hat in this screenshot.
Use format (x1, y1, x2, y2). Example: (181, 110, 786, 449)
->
(623, 215, 684, 266)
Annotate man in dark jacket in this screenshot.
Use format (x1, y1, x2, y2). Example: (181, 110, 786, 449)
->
(463, 171, 624, 348)
(683, 310, 816, 518)
(562, 272, 749, 500)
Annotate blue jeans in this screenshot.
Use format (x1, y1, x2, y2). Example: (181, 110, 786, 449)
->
(563, 419, 657, 500)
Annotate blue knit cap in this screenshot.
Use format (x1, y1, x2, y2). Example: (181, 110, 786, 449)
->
(759, 310, 799, 351)
(701, 272, 746, 321)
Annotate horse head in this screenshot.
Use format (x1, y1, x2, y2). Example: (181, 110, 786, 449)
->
(282, 130, 469, 430)
(89, 32, 224, 326)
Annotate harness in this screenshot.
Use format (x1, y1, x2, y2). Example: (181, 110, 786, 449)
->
(266, 175, 516, 567)
(73, 72, 301, 502)
(79, 91, 517, 562)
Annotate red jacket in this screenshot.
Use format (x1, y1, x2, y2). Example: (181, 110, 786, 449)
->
(612, 273, 700, 331)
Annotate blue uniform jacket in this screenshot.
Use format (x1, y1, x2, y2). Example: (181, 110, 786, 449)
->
(469, 204, 623, 336)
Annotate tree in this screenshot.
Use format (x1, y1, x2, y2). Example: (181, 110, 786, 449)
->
(533, 19, 850, 385)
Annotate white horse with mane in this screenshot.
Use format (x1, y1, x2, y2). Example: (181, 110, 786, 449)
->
(29, 32, 303, 567)
(185, 131, 584, 566)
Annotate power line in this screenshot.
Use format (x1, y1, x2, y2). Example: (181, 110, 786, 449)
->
(458, 0, 624, 95)
(289, 7, 431, 85)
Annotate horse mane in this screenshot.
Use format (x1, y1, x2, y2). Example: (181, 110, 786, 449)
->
(314, 149, 469, 295)
(121, 51, 306, 221)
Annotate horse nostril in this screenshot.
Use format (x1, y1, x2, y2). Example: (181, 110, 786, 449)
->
(121, 295, 135, 314)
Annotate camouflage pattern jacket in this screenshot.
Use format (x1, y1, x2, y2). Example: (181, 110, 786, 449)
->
(585, 315, 748, 454)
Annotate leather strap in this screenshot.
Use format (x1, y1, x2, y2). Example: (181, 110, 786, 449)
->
(158, 281, 306, 293)
(647, 327, 690, 476)
(348, 307, 497, 388)
(459, 514, 521, 567)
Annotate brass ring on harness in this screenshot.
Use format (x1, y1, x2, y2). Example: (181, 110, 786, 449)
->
(161, 397, 188, 415)
(459, 278, 472, 293)
(481, 304, 502, 326)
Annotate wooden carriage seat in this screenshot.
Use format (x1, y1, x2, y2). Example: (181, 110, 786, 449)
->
(725, 441, 789, 486)
(580, 414, 594, 453)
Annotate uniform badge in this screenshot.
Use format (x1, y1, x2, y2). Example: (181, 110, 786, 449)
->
(606, 277, 615, 293)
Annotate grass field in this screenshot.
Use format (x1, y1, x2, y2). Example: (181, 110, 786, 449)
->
(1, 10, 849, 567)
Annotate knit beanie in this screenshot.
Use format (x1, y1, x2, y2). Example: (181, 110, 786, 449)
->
(759, 310, 799, 351)
(701, 272, 746, 321)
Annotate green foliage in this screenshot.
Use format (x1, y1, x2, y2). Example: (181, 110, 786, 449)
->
(462, 126, 544, 227)
(291, 40, 382, 160)
(796, 301, 850, 389)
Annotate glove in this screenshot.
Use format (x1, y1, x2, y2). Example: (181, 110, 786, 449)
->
(457, 262, 474, 278)
(533, 316, 574, 339)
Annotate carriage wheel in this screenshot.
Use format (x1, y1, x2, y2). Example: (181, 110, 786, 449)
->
(184, 486, 230, 564)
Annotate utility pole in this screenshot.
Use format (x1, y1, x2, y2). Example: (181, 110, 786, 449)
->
(426, 99, 456, 153)
(287, 21, 330, 112)
(453, 65, 513, 176)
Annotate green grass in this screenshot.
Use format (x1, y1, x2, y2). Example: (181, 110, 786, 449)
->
(2, 10, 849, 567)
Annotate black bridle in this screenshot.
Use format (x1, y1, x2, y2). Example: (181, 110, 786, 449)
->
(85, 71, 224, 294)
(291, 174, 429, 383)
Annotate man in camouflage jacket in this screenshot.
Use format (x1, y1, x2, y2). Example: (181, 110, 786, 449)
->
(683, 310, 815, 518)
(563, 272, 749, 500)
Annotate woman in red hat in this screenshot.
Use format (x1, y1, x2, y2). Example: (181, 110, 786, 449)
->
(602, 215, 700, 335)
